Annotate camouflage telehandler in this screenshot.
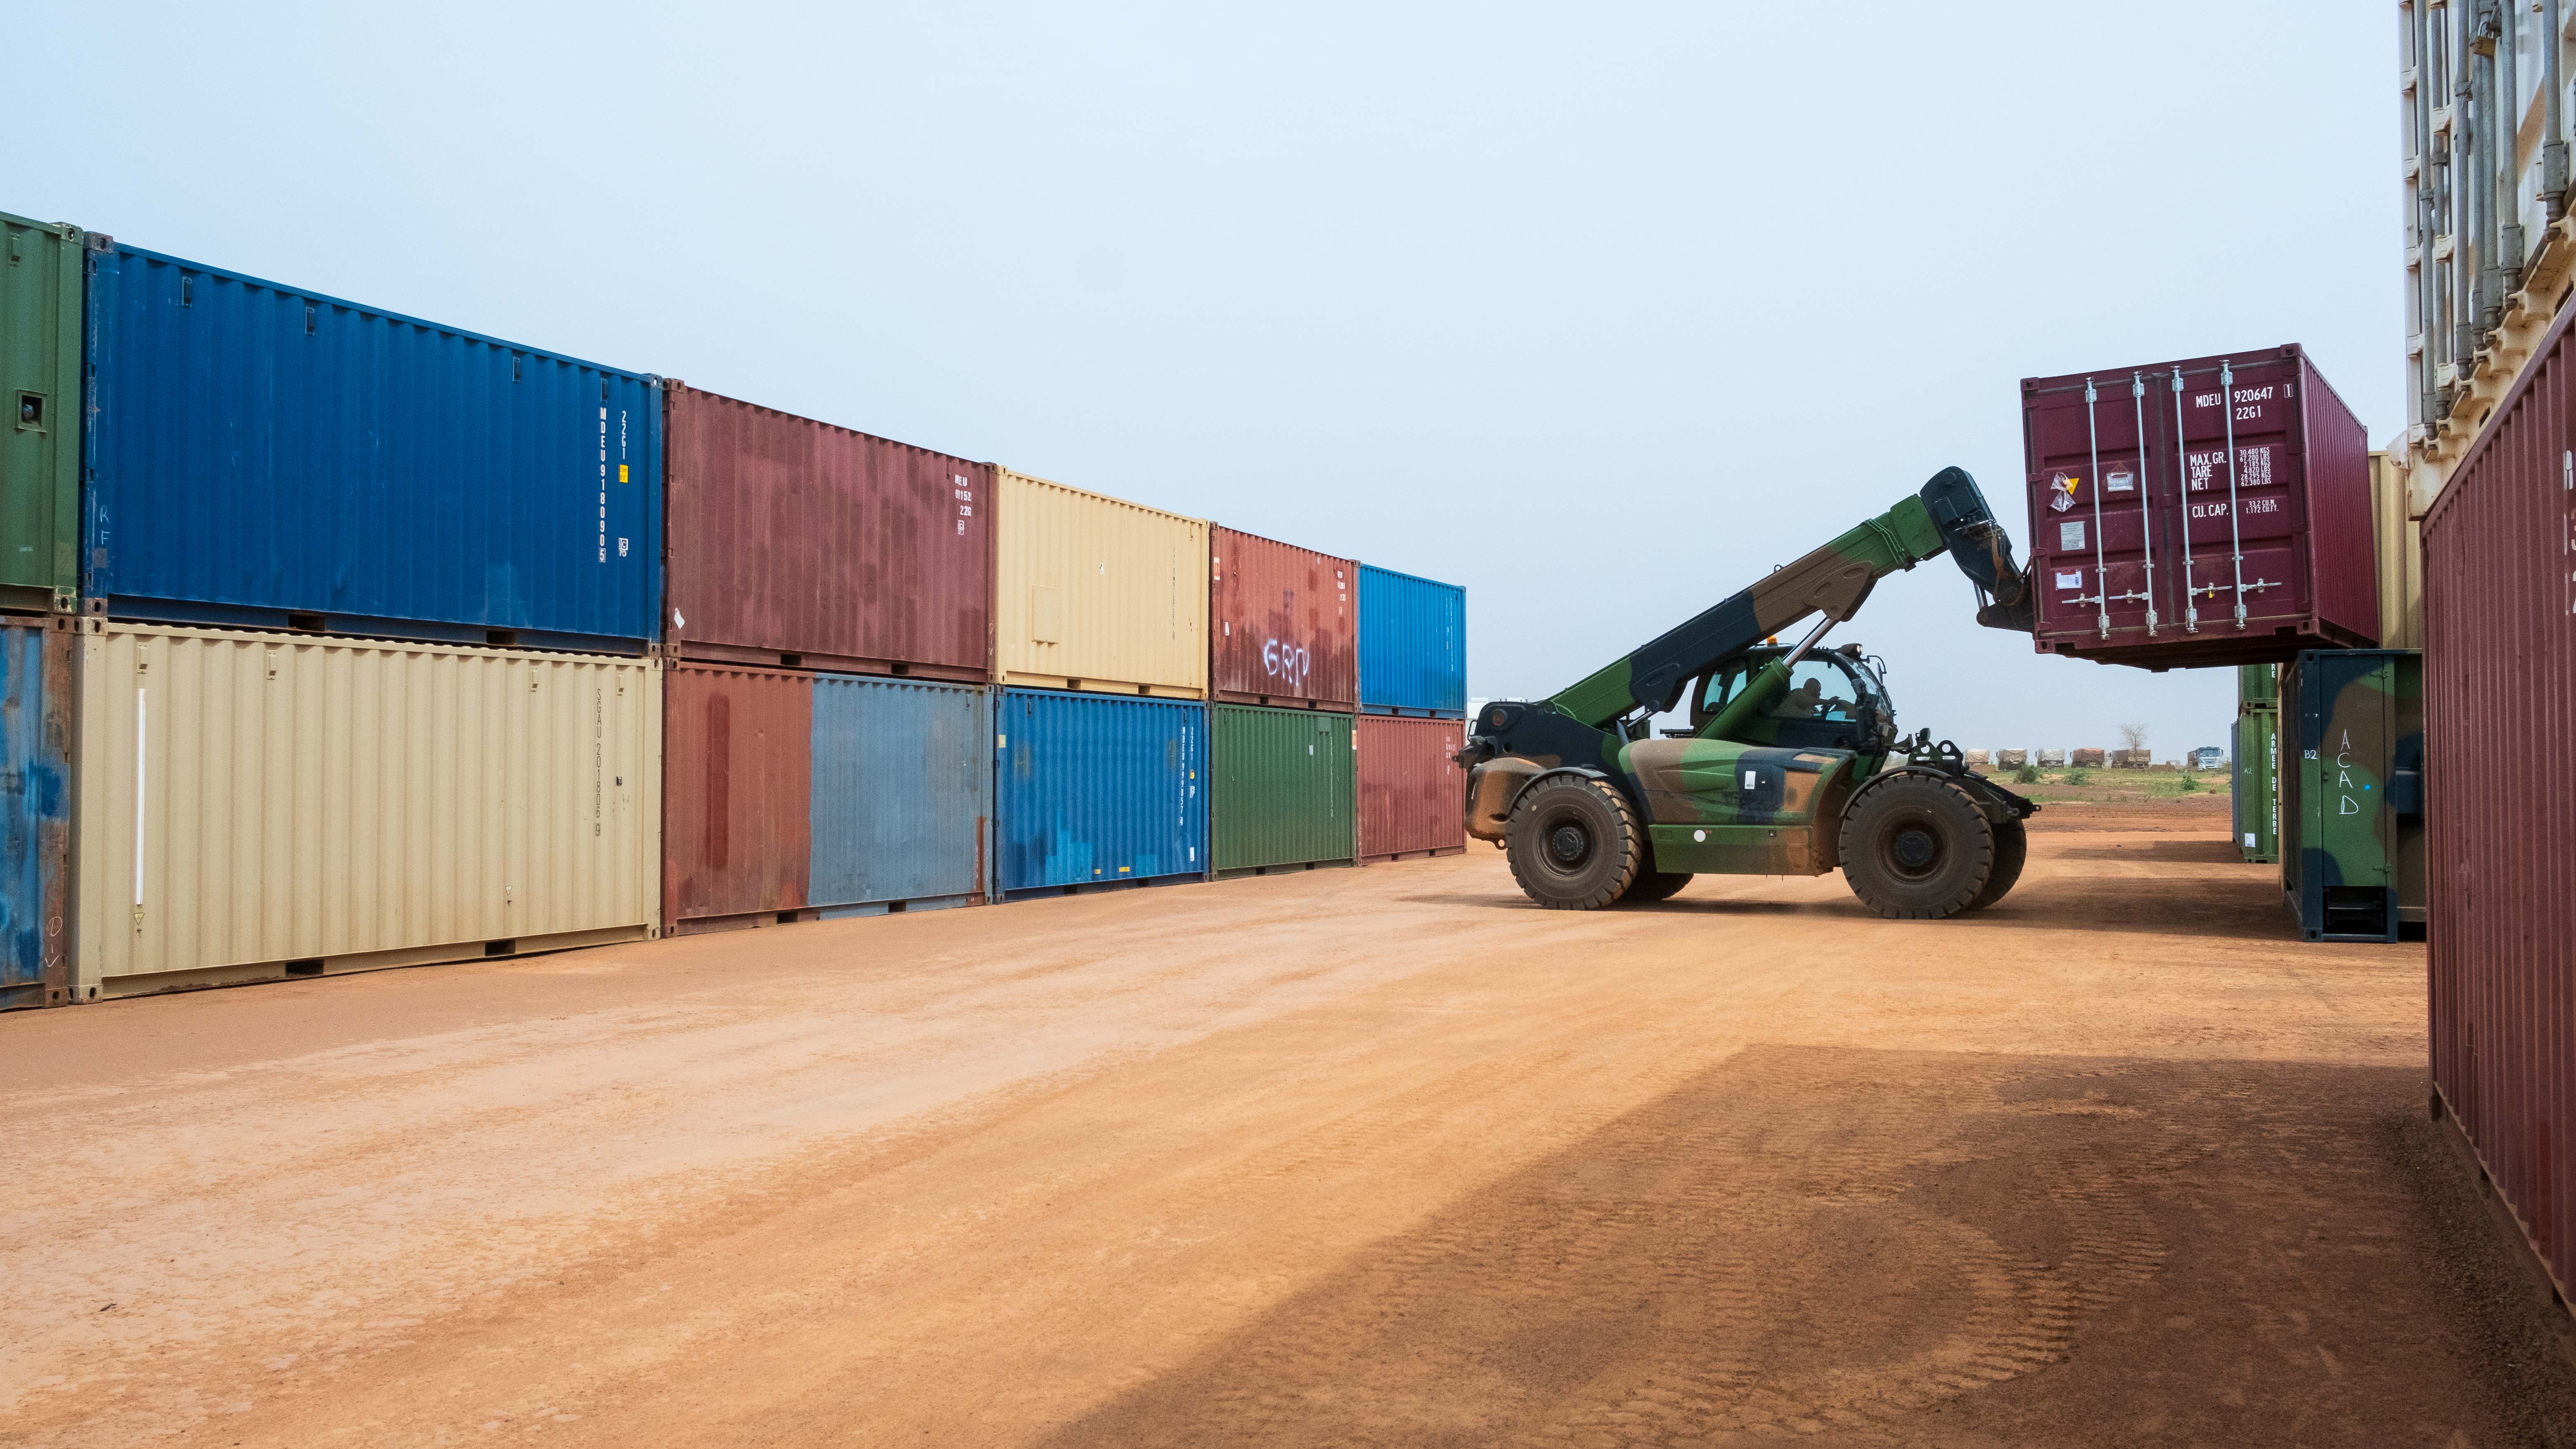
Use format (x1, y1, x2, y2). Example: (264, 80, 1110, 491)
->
(1456, 467, 2043, 919)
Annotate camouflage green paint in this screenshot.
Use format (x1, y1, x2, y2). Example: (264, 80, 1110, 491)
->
(2236, 663, 2278, 710)
(1549, 491, 1952, 729)
(1619, 736, 1857, 876)
(2281, 649, 2424, 942)
(2231, 708, 2278, 864)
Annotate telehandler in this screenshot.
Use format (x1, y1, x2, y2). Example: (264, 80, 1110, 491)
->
(1456, 467, 2043, 919)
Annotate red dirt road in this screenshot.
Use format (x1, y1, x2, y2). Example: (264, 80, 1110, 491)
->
(3, 802, 2565, 1446)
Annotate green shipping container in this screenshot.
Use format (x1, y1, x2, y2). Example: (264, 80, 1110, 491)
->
(0, 212, 83, 616)
(1211, 704, 1355, 875)
(2280, 649, 2424, 942)
(2231, 708, 2278, 864)
(2236, 663, 2278, 713)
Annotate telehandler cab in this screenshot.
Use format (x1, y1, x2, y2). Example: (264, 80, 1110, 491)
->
(1456, 467, 2043, 919)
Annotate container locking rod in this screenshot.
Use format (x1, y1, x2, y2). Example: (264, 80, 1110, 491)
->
(2172, 368, 2200, 633)
(2222, 360, 2248, 628)
(2131, 372, 2156, 635)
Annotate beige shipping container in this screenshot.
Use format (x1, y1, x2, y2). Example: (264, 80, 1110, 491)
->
(2369, 450, 2423, 652)
(75, 623, 661, 998)
(994, 468, 1207, 696)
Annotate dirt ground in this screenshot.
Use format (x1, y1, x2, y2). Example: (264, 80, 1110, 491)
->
(6, 793, 2572, 1447)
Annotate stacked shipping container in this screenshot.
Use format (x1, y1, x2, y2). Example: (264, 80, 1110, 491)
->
(0, 204, 1473, 1007)
(658, 386, 997, 930)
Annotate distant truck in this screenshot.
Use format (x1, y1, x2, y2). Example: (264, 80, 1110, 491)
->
(2188, 745, 2227, 771)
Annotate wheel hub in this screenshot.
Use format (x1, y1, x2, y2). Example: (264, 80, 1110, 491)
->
(1548, 823, 1591, 866)
(1891, 825, 1939, 874)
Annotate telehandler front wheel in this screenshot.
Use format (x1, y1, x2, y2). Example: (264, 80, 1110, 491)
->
(1620, 869, 1694, 904)
(1505, 776, 1643, 910)
(1965, 817, 2028, 911)
(1837, 774, 1995, 920)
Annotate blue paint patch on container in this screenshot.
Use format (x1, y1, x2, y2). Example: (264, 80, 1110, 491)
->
(1357, 564, 1466, 717)
(0, 623, 71, 1010)
(83, 243, 662, 650)
(808, 676, 991, 909)
(994, 689, 1208, 900)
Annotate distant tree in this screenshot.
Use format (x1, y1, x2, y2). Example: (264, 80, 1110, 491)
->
(2117, 722, 2150, 753)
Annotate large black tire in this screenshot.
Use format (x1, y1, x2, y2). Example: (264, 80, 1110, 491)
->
(1837, 774, 1996, 920)
(1964, 817, 2027, 911)
(1506, 776, 1644, 910)
(1620, 869, 1694, 904)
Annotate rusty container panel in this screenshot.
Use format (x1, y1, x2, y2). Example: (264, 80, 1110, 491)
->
(2423, 292, 2576, 1306)
(2018, 345, 2377, 669)
(0, 620, 73, 1008)
(663, 663, 814, 934)
(1355, 714, 1465, 862)
(1208, 527, 1356, 710)
(664, 385, 992, 680)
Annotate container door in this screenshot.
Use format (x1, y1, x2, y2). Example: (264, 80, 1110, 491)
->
(0, 214, 79, 614)
(2292, 653, 2398, 940)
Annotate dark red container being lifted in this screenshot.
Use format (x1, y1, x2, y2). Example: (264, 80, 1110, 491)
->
(2018, 345, 2376, 669)
(663, 384, 992, 680)
(1209, 526, 1357, 710)
(2423, 293, 2576, 1309)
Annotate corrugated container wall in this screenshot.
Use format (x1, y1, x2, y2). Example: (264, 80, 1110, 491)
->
(2371, 450, 2425, 651)
(2018, 346, 2376, 669)
(994, 689, 1206, 897)
(0, 211, 82, 614)
(2230, 709, 2278, 865)
(2237, 663, 2278, 710)
(663, 385, 991, 678)
(0, 621, 72, 1007)
(1356, 714, 1466, 862)
(74, 623, 662, 997)
(83, 243, 662, 650)
(1210, 705, 1354, 873)
(2394, 0, 2576, 502)
(1357, 565, 1467, 716)
(995, 470, 1206, 696)
(2423, 290, 2576, 1307)
(1208, 527, 1356, 710)
(664, 665, 989, 932)
(663, 664, 812, 929)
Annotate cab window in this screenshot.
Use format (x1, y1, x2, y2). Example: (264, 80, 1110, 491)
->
(1699, 660, 1859, 722)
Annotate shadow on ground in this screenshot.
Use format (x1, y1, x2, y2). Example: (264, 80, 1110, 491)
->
(1037, 1047, 2576, 1449)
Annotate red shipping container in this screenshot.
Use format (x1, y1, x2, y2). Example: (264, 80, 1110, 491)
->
(2019, 345, 2376, 669)
(663, 663, 814, 935)
(1357, 714, 1466, 862)
(1209, 526, 1357, 710)
(2424, 300, 2576, 1305)
(664, 384, 991, 680)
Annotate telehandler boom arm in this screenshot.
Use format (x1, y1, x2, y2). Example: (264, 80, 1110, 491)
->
(1546, 466, 2032, 730)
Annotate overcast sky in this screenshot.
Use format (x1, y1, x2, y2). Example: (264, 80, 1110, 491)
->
(14, 1, 2391, 757)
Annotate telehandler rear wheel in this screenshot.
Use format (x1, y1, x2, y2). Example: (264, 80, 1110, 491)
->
(1620, 869, 1694, 904)
(1965, 817, 2027, 911)
(1837, 774, 1995, 920)
(1505, 776, 1643, 910)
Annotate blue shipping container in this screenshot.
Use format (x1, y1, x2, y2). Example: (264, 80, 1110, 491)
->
(0, 622, 71, 1009)
(1357, 564, 1466, 717)
(994, 689, 1207, 899)
(809, 676, 991, 916)
(84, 243, 663, 650)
